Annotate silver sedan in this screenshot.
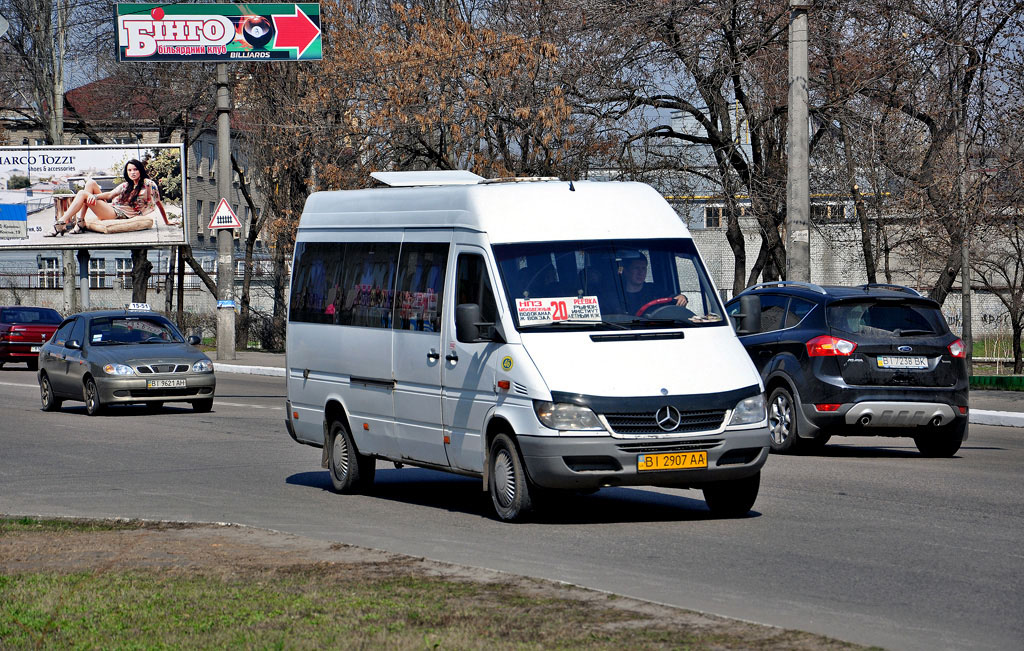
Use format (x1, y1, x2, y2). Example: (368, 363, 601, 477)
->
(37, 309, 216, 415)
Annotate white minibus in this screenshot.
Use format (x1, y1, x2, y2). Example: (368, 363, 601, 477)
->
(284, 172, 770, 520)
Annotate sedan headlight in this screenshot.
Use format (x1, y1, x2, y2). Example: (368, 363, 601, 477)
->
(192, 359, 214, 373)
(534, 401, 605, 431)
(729, 394, 767, 426)
(103, 363, 135, 376)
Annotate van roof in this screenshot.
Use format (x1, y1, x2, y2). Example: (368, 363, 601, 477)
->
(299, 179, 691, 243)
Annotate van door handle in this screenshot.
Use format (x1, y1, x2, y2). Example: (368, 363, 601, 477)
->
(445, 352, 459, 363)
(427, 350, 440, 361)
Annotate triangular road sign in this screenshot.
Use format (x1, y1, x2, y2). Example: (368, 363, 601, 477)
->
(208, 198, 242, 229)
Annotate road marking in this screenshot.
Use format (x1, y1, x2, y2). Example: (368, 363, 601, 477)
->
(215, 401, 283, 410)
(0, 381, 36, 388)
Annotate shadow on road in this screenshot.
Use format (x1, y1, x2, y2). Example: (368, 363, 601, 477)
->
(286, 467, 762, 524)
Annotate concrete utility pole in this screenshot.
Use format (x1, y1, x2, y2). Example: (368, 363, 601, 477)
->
(216, 63, 236, 360)
(787, 0, 811, 282)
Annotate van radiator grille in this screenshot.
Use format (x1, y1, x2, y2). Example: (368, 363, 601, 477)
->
(616, 439, 724, 454)
(604, 409, 726, 436)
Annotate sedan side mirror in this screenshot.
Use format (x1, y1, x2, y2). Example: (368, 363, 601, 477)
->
(187, 335, 201, 346)
(66, 339, 82, 350)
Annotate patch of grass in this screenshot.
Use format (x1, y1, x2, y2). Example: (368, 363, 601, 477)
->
(0, 569, 714, 649)
(0, 517, 142, 535)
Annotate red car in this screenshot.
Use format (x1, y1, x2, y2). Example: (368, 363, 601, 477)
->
(0, 306, 62, 370)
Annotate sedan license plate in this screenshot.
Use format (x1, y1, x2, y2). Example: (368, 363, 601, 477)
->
(877, 356, 928, 369)
(30, 346, 40, 352)
(637, 450, 708, 472)
(147, 379, 186, 389)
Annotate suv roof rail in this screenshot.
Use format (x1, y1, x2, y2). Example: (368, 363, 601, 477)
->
(858, 283, 922, 296)
(747, 281, 827, 294)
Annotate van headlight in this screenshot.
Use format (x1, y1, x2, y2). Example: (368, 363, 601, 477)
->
(729, 394, 766, 426)
(534, 401, 605, 431)
(192, 359, 214, 373)
(103, 363, 135, 376)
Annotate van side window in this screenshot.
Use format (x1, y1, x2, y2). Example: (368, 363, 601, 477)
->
(394, 243, 448, 332)
(288, 241, 344, 325)
(455, 254, 498, 340)
(337, 243, 398, 328)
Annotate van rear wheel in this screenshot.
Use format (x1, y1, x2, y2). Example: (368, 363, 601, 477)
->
(702, 472, 760, 518)
(327, 419, 375, 493)
(488, 433, 533, 521)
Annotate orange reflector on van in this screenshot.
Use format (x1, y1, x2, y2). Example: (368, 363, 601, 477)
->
(363, 423, 369, 430)
(497, 380, 511, 390)
(292, 412, 299, 420)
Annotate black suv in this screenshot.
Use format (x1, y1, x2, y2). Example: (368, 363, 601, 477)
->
(725, 282, 968, 457)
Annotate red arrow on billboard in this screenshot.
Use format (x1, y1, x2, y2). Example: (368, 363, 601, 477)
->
(273, 7, 320, 57)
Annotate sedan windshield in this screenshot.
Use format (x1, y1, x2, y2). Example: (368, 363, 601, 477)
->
(493, 239, 726, 330)
(88, 316, 185, 345)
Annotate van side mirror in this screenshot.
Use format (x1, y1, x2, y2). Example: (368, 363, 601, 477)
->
(733, 295, 761, 335)
(187, 335, 201, 346)
(456, 303, 506, 343)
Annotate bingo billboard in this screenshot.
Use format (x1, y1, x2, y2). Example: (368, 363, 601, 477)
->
(116, 3, 322, 62)
(0, 144, 187, 251)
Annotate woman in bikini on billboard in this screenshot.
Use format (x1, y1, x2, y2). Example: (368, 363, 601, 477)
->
(45, 159, 174, 236)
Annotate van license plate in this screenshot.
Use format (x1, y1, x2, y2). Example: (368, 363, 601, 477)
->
(147, 379, 186, 388)
(877, 356, 927, 369)
(637, 451, 708, 472)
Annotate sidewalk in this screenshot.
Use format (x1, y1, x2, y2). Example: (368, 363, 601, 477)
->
(211, 351, 1024, 427)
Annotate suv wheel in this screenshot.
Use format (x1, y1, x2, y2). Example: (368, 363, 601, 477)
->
(768, 386, 799, 453)
(914, 421, 966, 457)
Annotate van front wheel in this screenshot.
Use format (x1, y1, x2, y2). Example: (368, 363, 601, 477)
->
(702, 471, 760, 518)
(488, 433, 533, 522)
(327, 419, 375, 493)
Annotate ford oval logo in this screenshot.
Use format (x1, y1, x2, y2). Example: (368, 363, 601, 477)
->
(898, 345, 913, 352)
(655, 406, 683, 432)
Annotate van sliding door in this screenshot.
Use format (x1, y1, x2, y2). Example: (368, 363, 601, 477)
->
(392, 231, 452, 466)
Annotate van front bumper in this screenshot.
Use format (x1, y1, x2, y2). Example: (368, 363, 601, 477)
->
(517, 427, 770, 490)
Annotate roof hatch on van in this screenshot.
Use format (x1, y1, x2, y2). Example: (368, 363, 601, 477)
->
(370, 170, 484, 187)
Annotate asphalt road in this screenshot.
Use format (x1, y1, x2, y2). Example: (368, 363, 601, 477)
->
(0, 367, 1020, 650)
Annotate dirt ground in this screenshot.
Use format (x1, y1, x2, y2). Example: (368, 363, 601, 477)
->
(0, 520, 864, 649)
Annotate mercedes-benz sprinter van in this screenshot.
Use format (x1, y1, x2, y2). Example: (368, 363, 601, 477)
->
(284, 172, 770, 521)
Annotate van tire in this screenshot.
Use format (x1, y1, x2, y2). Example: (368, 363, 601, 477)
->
(914, 421, 965, 458)
(488, 433, 533, 522)
(327, 419, 375, 493)
(702, 471, 760, 518)
(767, 386, 798, 453)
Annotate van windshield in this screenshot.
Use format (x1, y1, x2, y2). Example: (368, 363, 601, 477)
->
(493, 239, 726, 330)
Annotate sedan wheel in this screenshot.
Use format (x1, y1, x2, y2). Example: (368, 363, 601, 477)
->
(40, 375, 62, 412)
(768, 386, 798, 453)
(84, 378, 104, 416)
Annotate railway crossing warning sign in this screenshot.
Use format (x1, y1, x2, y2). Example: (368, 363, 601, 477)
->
(209, 198, 242, 229)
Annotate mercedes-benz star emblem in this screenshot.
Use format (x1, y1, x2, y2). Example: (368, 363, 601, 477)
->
(655, 405, 683, 432)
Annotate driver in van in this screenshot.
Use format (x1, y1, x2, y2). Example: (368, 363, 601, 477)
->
(620, 252, 688, 315)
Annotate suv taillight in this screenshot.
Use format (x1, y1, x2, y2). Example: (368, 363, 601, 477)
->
(948, 339, 966, 358)
(806, 335, 857, 357)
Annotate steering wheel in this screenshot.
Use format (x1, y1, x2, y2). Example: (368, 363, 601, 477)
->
(635, 297, 676, 317)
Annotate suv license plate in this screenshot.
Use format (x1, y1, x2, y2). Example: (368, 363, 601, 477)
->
(877, 356, 928, 369)
(147, 379, 186, 389)
(637, 451, 708, 472)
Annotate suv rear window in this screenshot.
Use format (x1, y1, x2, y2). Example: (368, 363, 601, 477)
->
(827, 301, 947, 337)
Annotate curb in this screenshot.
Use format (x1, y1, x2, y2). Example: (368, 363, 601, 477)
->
(210, 364, 1024, 428)
(213, 363, 285, 378)
(970, 409, 1024, 428)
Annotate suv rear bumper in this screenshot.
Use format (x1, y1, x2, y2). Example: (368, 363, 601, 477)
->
(795, 389, 968, 439)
